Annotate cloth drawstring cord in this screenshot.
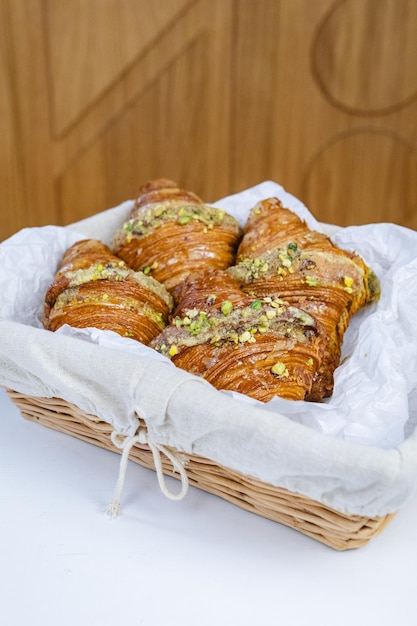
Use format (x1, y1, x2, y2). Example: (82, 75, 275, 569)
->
(106, 429, 189, 518)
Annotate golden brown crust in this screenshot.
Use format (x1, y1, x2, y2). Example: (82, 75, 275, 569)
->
(230, 198, 380, 400)
(151, 269, 322, 402)
(170, 336, 321, 402)
(43, 239, 173, 345)
(112, 179, 242, 293)
(42, 192, 379, 405)
(134, 177, 203, 209)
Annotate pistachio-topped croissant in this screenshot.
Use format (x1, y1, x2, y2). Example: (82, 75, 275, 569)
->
(151, 269, 322, 402)
(112, 179, 242, 293)
(228, 198, 380, 400)
(43, 239, 173, 344)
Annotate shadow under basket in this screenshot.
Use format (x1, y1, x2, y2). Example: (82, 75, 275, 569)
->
(7, 389, 395, 551)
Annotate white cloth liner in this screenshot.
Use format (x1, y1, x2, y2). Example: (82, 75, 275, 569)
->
(1, 181, 417, 517)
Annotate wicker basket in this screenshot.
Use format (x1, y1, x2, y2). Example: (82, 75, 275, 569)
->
(7, 389, 395, 551)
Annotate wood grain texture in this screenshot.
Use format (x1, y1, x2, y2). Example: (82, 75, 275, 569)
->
(302, 128, 417, 228)
(55, 0, 234, 224)
(45, 0, 192, 135)
(1, 0, 55, 238)
(312, 0, 417, 115)
(0, 0, 26, 239)
(1, 0, 416, 241)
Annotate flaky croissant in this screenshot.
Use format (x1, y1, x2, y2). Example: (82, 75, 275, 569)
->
(43, 239, 173, 345)
(112, 179, 242, 293)
(151, 269, 323, 402)
(228, 198, 380, 400)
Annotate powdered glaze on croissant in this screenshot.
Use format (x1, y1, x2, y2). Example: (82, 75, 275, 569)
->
(43, 239, 173, 345)
(151, 269, 322, 402)
(112, 179, 242, 293)
(229, 198, 380, 400)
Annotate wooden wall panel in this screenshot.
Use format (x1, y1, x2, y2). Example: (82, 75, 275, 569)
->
(1, 0, 55, 238)
(233, 0, 417, 228)
(0, 0, 26, 238)
(231, 0, 281, 187)
(304, 0, 417, 227)
(55, 0, 234, 224)
(1, 0, 416, 241)
(56, 34, 212, 224)
(45, 0, 192, 134)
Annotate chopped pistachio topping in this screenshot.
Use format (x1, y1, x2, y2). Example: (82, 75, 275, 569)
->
(120, 202, 238, 238)
(343, 275, 354, 293)
(368, 269, 381, 302)
(63, 263, 173, 308)
(230, 248, 369, 303)
(221, 300, 234, 315)
(54, 291, 167, 329)
(305, 276, 318, 287)
(271, 362, 289, 377)
(151, 298, 316, 357)
(231, 247, 302, 282)
(239, 330, 255, 344)
(278, 252, 292, 268)
(142, 261, 159, 275)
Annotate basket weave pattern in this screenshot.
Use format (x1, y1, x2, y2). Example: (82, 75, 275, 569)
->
(7, 390, 394, 550)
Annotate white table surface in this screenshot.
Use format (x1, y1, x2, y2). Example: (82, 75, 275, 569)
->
(1, 387, 417, 626)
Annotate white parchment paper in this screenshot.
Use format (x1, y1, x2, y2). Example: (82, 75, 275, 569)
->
(1, 181, 417, 516)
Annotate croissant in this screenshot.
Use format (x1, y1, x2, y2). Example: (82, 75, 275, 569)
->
(151, 269, 322, 402)
(228, 198, 380, 400)
(43, 239, 173, 345)
(112, 179, 242, 293)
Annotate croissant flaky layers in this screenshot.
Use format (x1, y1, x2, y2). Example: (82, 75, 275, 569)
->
(112, 178, 242, 292)
(43, 239, 174, 345)
(151, 270, 322, 402)
(228, 197, 380, 400)
(43, 180, 380, 403)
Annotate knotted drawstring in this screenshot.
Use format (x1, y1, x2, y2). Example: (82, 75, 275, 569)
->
(106, 428, 189, 518)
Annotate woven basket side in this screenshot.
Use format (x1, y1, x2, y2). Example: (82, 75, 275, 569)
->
(6, 389, 394, 550)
